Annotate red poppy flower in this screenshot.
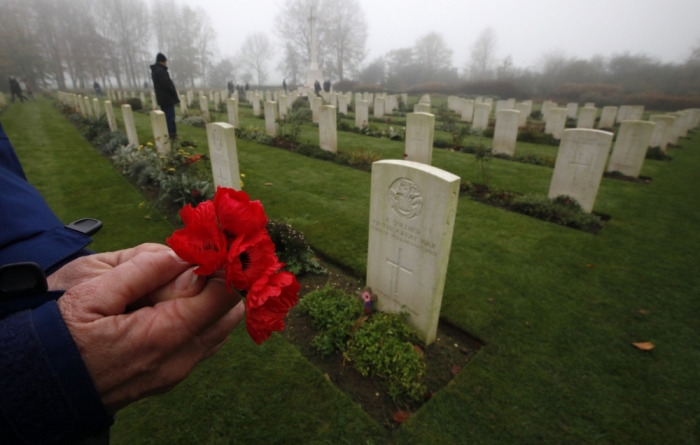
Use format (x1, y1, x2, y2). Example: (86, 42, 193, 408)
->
(191, 189, 200, 197)
(185, 153, 203, 165)
(166, 220, 226, 275)
(245, 271, 300, 344)
(213, 187, 268, 254)
(225, 235, 282, 291)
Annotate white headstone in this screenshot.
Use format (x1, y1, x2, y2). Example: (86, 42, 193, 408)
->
(666, 113, 683, 146)
(104, 101, 117, 132)
(77, 96, 87, 118)
(598, 106, 618, 129)
(461, 99, 475, 123)
(179, 94, 188, 114)
(584, 102, 595, 108)
(577, 107, 597, 129)
(419, 95, 431, 105)
(214, 92, 220, 107)
(617, 105, 632, 123)
(319, 105, 337, 153)
(374, 97, 385, 118)
(226, 98, 239, 128)
(475, 96, 484, 104)
(514, 103, 529, 127)
(472, 103, 491, 132)
(367, 160, 460, 344)
(545, 108, 568, 139)
(493, 110, 520, 156)
(355, 99, 368, 128)
(140, 92, 146, 109)
(207, 122, 241, 191)
(121, 104, 139, 146)
(278, 95, 287, 119)
(401, 93, 408, 106)
(338, 94, 348, 115)
(404, 112, 435, 165)
(414, 103, 430, 113)
(83, 96, 93, 118)
(648, 115, 673, 152)
(566, 103, 578, 119)
(542, 101, 557, 122)
(92, 98, 101, 117)
(264, 101, 278, 137)
(607, 120, 654, 177)
(548, 129, 613, 213)
(150, 110, 171, 154)
(506, 98, 516, 109)
(252, 94, 261, 116)
(200, 95, 210, 123)
(495, 100, 508, 113)
(628, 106, 645, 121)
(186, 90, 193, 106)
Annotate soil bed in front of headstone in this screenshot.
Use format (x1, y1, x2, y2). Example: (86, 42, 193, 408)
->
(603, 172, 652, 184)
(460, 183, 610, 234)
(285, 258, 481, 429)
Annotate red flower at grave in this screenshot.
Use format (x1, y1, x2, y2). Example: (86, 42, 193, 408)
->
(192, 189, 200, 197)
(166, 186, 299, 344)
(185, 153, 203, 166)
(245, 270, 300, 344)
(166, 202, 226, 275)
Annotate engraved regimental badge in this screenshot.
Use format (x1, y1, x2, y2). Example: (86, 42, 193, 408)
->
(389, 178, 423, 219)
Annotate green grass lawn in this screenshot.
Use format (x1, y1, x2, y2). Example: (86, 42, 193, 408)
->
(3, 97, 700, 444)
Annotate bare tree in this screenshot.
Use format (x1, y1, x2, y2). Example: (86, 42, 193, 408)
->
(276, 0, 368, 82)
(467, 27, 498, 80)
(278, 42, 302, 86)
(237, 33, 274, 86)
(322, 0, 367, 81)
(413, 32, 454, 81)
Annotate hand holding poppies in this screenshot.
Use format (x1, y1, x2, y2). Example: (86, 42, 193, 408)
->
(167, 187, 300, 344)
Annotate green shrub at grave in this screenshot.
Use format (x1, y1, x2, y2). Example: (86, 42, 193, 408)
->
(531, 109, 542, 120)
(298, 285, 364, 356)
(510, 194, 602, 231)
(178, 115, 206, 128)
(81, 114, 109, 143)
(299, 285, 427, 403)
(346, 312, 427, 403)
(125, 97, 142, 111)
(266, 220, 326, 275)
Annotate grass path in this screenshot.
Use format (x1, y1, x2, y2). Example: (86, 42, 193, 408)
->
(3, 98, 700, 444)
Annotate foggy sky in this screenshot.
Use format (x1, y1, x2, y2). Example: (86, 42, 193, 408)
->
(163, 0, 700, 80)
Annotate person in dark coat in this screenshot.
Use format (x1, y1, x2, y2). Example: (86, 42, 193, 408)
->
(244, 82, 249, 91)
(150, 53, 180, 139)
(282, 79, 287, 92)
(8, 77, 27, 103)
(227, 80, 234, 97)
(93, 81, 102, 99)
(314, 80, 321, 95)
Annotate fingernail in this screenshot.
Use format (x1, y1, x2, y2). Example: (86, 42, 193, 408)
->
(168, 251, 189, 263)
(175, 268, 198, 290)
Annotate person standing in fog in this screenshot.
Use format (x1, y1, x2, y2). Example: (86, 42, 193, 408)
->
(150, 53, 180, 139)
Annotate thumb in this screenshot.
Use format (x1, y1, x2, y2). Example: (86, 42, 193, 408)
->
(64, 250, 191, 319)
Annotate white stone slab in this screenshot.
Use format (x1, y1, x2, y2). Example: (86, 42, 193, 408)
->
(150, 110, 171, 154)
(414, 103, 431, 113)
(264, 101, 278, 137)
(545, 108, 568, 139)
(514, 103, 529, 127)
(199, 95, 210, 123)
(577, 107, 597, 129)
(566, 102, 578, 119)
(367, 160, 460, 345)
(83, 96, 93, 118)
(419, 95, 431, 105)
(617, 105, 632, 123)
(495, 100, 508, 113)
(404, 112, 435, 165)
(649, 115, 674, 152)
(338, 94, 348, 115)
(598, 106, 618, 129)
(461, 99, 475, 123)
(374, 97, 385, 118)
(104, 101, 117, 132)
(542, 101, 557, 122)
(252, 94, 261, 116)
(472, 103, 491, 132)
(493, 110, 520, 156)
(278, 95, 287, 119)
(179, 94, 188, 114)
(506, 98, 516, 109)
(207, 122, 241, 191)
(226, 98, 239, 128)
(666, 113, 683, 145)
(92, 98, 101, 117)
(475, 96, 484, 104)
(319, 105, 337, 153)
(628, 106, 645, 121)
(355, 99, 369, 128)
(121, 104, 138, 146)
(311, 97, 322, 123)
(585, 102, 595, 108)
(607, 120, 654, 177)
(548, 129, 613, 213)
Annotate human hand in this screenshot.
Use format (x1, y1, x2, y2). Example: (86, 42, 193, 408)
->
(57, 249, 244, 414)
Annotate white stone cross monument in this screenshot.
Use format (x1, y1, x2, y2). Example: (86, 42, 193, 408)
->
(319, 105, 337, 153)
(150, 110, 171, 154)
(404, 112, 435, 165)
(121, 104, 139, 146)
(548, 129, 613, 213)
(367, 160, 460, 344)
(493, 110, 520, 156)
(607, 120, 655, 178)
(207, 122, 241, 191)
(303, 6, 324, 95)
(264, 101, 278, 137)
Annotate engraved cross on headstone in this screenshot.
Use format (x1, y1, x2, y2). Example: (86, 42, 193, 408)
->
(409, 120, 429, 143)
(569, 149, 593, 184)
(386, 248, 414, 296)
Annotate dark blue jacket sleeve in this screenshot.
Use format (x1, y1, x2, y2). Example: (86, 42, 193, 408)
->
(0, 122, 113, 444)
